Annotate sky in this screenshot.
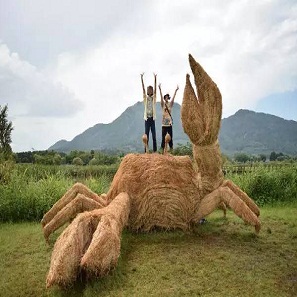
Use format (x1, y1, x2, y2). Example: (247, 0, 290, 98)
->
(0, 0, 296, 152)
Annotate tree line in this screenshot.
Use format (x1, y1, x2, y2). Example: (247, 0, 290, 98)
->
(15, 150, 120, 166)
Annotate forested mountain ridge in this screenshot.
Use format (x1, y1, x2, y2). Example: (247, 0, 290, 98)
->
(219, 109, 297, 156)
(49, 102, 297, 156)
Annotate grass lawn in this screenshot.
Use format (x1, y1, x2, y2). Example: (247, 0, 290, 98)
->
(0, 204, 296, 297)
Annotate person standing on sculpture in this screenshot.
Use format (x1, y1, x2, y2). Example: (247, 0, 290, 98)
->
(141, 73, 157, 152)
(159, 83, 179, 152)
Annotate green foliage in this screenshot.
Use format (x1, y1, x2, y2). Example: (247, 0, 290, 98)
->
(52, 153, 62, 165)
(258, 154, 267, 162)
(89, 157, 99, 165)
(0, 105, 13, 159)
(227, 166, 297, 206)
(234, 153, 250, 163)
(72, 157, 84, 165)
(172, 142, 192, 156)
(15, 151, 35, 163)
(15, 149, 121, 167)
(270, 151, 277, 161)
(0, 163, 296, 223)
(0, 165, 113, 222)
(15, 163, 118, 180)
(68, 164, 118, 179)
(0, 173, 71, 222)
(269, 151, 290, 161)
(93, 151, 120, 165)
(0, 159, 15, 184)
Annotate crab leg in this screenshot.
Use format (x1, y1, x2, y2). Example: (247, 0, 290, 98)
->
(46, 192, 130, 288)
(43, 194, 104, 241)
(195, 185, 261, 233)
(41, 182, 107, 227)
(222, 179, 260, 217)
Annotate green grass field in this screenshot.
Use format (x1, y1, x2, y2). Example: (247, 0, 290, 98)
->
(0, 205, 296, 297)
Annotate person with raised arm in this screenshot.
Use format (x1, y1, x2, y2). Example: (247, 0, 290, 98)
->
(141, 73, 157, 152)
(159, 83, 179, 153)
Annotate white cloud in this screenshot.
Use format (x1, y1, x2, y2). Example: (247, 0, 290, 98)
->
(0, 42, 84, 152)
(51, 0, 297, 122)
(0, 43, 82, 117)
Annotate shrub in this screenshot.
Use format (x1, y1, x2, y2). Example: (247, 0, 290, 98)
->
(228, 166, 297, 206)
(72, 157, 84, 166)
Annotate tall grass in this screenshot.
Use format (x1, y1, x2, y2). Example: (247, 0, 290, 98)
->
(0, 163, 296, 222)
(0, 164, 111, 222)
(16, 163, 118, 180)
(227, 166, 297, 206)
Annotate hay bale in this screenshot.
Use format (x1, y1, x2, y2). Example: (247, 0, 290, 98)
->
(106, 153, 200, 231)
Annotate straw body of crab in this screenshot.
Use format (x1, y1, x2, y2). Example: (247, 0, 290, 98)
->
(42, 55, 261, 288)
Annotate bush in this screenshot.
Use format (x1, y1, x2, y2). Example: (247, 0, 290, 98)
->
(72, 157, 84, 166)
(227, 166, 297, 206)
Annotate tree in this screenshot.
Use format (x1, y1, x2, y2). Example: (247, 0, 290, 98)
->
(89, 157, 100, 165)
(234, 153, 250, 163)
(269, 151, 277, 161)
(172, 142, 192, 156)
(72, 157, 84, 166)
(0, 105, 13, 158)
(53, 154, 62, 165)
(259, 154, 267, 162)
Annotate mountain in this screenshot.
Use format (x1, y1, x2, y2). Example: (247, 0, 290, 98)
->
(49, 102, 189, 153)
(49, 103, 297, 156)
(219, 109, 297, 156)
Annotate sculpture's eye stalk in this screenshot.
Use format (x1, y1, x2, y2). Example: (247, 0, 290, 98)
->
(181, 54, 222, 146)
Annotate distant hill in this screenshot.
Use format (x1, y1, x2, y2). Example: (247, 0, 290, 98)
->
(219, 109, 297, 156)
(49, 102, 297, 156)
(49, 102, 189, 153)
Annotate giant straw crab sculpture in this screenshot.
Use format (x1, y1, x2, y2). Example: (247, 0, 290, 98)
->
(41, 55, 261, 288)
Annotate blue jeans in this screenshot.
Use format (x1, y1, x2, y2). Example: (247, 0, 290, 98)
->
(145, 117, 157, 152)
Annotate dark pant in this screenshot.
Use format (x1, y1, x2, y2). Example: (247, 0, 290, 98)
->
(161, 125, 173, 149)
(145, 117, 157, 152)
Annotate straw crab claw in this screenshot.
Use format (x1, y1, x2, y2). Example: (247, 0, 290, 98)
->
(181, 54, 222, 146)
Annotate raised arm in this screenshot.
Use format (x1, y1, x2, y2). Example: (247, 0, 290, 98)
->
(141, 73, 145, 96)
(170, 85, 179, 107)
(159, 83, 164, 107)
